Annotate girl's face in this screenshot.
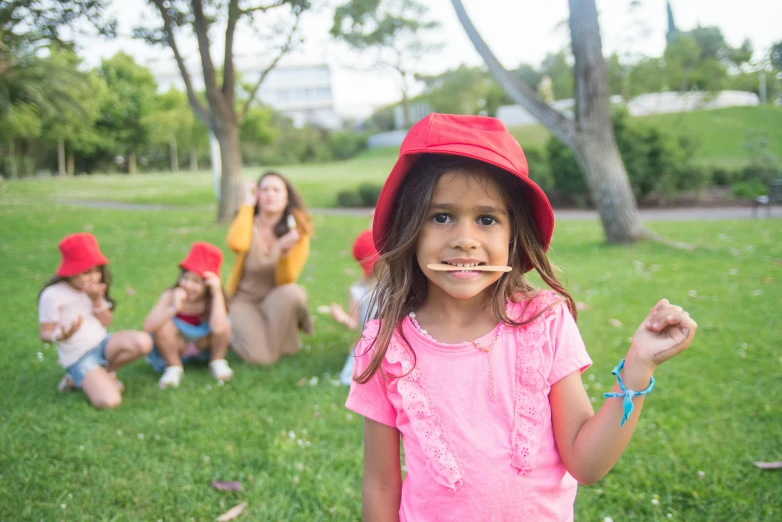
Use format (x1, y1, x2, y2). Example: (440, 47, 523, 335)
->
(416, 169, 511, 302)
(68, 266, 102, 291)
(178, 270, 207, 301)
(258, 175, 289, 214)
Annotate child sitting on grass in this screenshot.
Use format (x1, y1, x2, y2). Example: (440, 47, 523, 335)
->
(144, 242, 233, 389)
(38, 233, 152, 408)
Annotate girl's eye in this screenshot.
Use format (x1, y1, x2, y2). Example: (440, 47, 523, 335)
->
(478, 216, 498, 226)
(433, 213, 451, 224)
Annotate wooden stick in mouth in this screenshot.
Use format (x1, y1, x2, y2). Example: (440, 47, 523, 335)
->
(427, 263, 512, 272)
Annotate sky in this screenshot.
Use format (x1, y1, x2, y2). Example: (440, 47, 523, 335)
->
(75, 0, 782, 119)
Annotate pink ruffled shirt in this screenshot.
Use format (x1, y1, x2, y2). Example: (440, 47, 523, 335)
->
(346, 290, 592, 522)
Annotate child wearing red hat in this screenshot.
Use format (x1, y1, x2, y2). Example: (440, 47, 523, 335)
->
(38, 233, 152, 409)
(345, 114, 697, 521)
(144, 242, 233, 388)
(327, 229, 380, 385)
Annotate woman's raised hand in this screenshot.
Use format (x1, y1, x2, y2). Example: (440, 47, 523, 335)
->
(277, 229, 300, 254)
(242, 181, 258, 207)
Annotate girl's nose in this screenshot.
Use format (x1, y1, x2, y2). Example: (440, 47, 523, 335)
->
(449, 221, 480, 251)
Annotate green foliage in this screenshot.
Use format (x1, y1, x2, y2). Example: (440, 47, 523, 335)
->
(547, 109, 710, 205)
(524, 147, 555, 195)
(539, 52, 573, 100)
(331, 0, 437, 49)
(731, 180, 767, 199)
(335, 182, 382, 207)
(95, 53, 158, 155)
(336, 189, 364, 207)
(710, 167, 739, 187)
(246, 115, 367, 166)
(327, 132, 369, 160)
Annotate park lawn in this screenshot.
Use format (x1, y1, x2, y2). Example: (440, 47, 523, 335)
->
(0, 148, 398, 210)
(1, 180, 781, 520)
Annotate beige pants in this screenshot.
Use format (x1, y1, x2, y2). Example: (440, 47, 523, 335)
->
(229, 284, 312, 365)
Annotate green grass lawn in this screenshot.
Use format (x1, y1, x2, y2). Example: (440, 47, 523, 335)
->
(1, 169, 781, 520)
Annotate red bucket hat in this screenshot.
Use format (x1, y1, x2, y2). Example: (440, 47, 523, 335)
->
(372, 113, 554, 269)
(56, 233, 109, 277)
(353, 230, 380, 277)
(180, 242, 223, 278)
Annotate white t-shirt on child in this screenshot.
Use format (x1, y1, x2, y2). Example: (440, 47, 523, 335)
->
(38, 281, 109, 368)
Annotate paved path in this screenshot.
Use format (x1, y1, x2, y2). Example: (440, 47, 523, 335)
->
(55, 200, 780, 220)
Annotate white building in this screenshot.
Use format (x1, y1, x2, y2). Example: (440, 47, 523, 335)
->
(146, 57, 342, 129)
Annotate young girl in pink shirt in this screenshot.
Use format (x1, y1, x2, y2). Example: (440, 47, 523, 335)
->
(38, 233, 152, 409)
(346, 114, 698, 521)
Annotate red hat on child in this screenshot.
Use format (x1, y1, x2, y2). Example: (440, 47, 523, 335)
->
(353, 230, 380, 277)
(179, 242, 223, 278)
(372, 113, 554, 270)
(56, 233, 109, 277)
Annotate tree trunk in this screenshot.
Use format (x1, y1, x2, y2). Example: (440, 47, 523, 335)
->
(215, 122, 242, 222)
(569, 0, 643, 242)
(451, 0, 645, 243)
(8, 139, 18, 179)
(57, 138, 66, 177)
(170, 135, 179, 173)
(190, 148, 199, 171)
(128, 151, 137, 175)
(67, 149, 75, 177)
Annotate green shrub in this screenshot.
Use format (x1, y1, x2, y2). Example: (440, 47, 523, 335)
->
(336, 189, 363, 208)
(328, 132, 368, 160)
(357, 183, 382, 207)
(545, 109, 708, 206)
(524, 147, 555, 195)
(711, 167, 739, 186)
(546, 138, 587, 206)
(731, 181, 767, 199)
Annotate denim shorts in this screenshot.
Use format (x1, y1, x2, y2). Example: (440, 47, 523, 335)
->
(65, 335, 112, 387)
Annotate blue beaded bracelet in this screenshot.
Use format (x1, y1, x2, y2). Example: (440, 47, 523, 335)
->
(603, 359, 655, 427)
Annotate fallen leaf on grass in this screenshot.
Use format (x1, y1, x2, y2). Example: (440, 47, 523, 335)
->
(316, 305, 331, 314)
(576, 302, 590, 311)
(125, 286, 136, 295)
(211, 480, 242, 491)
(217, 502, 248, 521)
(753, 461, 782, 470)
(297, 377, 307, 386)
(608, 318, 622, 328)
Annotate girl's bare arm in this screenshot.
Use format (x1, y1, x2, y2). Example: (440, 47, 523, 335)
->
(363, 418, 402, 522)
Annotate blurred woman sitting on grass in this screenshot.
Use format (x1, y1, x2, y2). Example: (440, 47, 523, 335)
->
(226, 172, 313, 365)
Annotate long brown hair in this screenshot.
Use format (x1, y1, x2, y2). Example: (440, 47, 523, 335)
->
(255, 171, 313, 238)
(38, 265, 117, 310)
(356, 154, 576, 384)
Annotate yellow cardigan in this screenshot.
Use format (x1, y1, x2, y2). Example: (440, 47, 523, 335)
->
(225, 205, 310, 298)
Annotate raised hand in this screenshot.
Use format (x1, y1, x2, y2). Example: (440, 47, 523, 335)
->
(243, 181, 258, 207)
(83, 281, 107, 303)
(277, 229, 300, 254)
(202, 271, 222, 292)
(172, 287, 187, 311)
(58, 316, 84, 341)
(629, 299, 697, 369)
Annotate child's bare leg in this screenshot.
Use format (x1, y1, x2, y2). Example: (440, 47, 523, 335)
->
(151, 320, 186, 367)
(198, 330, 234, 381)
(206, 328, 231, 362)
(81, 367, 122, 409)
(105, 331, 153, 372)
